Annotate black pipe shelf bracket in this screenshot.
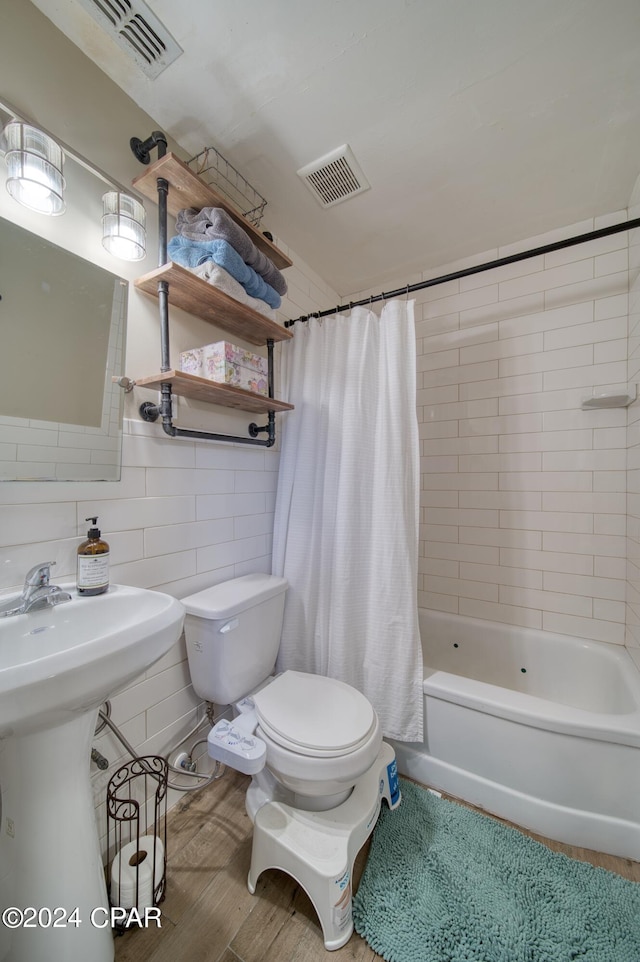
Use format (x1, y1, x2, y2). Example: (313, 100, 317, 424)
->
(129, 131, 292, 448)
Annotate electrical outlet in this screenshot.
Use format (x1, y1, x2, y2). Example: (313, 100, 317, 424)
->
(6, 817, 15, 838)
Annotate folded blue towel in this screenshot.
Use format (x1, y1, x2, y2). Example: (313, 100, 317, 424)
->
(167, 235, 282, 310)
(176, 207, 288, 296)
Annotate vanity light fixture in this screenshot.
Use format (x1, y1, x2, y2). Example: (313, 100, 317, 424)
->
(3, 121, 66, 215)
(101, 190, 146, 261)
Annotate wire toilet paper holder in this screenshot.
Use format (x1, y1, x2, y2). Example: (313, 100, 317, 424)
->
(106, 755, 168, 931)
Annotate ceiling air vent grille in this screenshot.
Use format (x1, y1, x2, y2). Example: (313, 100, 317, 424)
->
(297, 145, 370, 208)
(77, 0, 183, 79)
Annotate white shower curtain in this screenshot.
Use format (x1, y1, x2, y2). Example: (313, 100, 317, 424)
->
(272, 300, 423, 742)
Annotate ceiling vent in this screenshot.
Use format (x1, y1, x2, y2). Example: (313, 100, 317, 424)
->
(297, 145, 370, 208)
(76, 0, 183, 79)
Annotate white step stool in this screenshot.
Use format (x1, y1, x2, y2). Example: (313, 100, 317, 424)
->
(247, 742, 400, 951)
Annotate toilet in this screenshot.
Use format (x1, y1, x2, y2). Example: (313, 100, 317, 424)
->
(182, 572, 400, 950)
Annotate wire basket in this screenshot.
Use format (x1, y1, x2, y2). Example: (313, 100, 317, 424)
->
(188, 145, 267, 227)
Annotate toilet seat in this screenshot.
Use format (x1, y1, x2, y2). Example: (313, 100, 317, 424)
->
(253, 670, 377, 758)
(248, 670, 384, 800)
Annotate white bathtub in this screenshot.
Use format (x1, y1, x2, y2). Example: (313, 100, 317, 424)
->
(391, 608, 640, 861)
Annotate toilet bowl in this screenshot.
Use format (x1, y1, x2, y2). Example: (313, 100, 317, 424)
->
(245, 669, 382, 803)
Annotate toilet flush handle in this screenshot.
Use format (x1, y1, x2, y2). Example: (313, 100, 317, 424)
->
(218, 618, 239, 634)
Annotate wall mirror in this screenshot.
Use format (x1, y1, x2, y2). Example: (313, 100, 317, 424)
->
(0, 214, 127, 481)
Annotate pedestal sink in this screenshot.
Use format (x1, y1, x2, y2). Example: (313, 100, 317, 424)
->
(0, 583, 185, 962)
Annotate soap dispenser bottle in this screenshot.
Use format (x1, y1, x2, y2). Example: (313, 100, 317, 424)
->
(77, 516, 110, 596)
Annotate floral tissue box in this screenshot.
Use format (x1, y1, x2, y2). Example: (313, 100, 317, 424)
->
(180, 341, 269, 396)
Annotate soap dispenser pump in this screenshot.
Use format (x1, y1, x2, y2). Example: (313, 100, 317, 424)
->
(77, 516, 110, 596)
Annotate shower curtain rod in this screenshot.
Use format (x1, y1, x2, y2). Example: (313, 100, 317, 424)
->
(284, 216, 640, 328)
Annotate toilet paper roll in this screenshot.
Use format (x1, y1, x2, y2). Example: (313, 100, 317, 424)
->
(110, 834, 164, 910)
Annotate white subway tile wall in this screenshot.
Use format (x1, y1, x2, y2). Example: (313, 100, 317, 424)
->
(627, 178, 640, 670)
(0, 245, 339, 862)
(349, 210, 633, 649)
(419, 217, 630, 637)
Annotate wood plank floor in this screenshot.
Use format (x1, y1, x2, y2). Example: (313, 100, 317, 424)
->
(114, 768, 640, 962)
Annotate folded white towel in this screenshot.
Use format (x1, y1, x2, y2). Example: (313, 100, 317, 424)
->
(191, 261, 278, 321)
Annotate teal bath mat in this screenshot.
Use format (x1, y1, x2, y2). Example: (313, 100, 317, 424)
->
(353, 779, 640, 962)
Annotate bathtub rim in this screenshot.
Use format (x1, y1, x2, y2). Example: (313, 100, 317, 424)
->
(423, 670, 640, 747)
(419, 607, 640, 747)
(409, 607, 640, 861)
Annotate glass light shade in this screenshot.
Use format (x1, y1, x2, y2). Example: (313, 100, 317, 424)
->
(102, 191, 146, 261)
(4, 122, 65, 215)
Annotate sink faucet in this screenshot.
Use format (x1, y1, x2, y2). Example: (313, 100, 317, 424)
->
(0, 562, 72, 618)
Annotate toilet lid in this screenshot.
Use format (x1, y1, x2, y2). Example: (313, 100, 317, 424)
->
(252, 670, 376, 757)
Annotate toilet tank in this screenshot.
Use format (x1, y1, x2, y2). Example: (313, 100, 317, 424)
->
(181, 573, 288, 705)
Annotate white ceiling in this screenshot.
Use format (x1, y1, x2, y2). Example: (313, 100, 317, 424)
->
(32, 0, 640, 295)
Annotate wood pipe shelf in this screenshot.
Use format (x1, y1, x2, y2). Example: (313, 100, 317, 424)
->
(132, 152, 292, 271)
(136, 371, 294, 414)
(132, 139, 294, 445)
(134, 262, 292, 346)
